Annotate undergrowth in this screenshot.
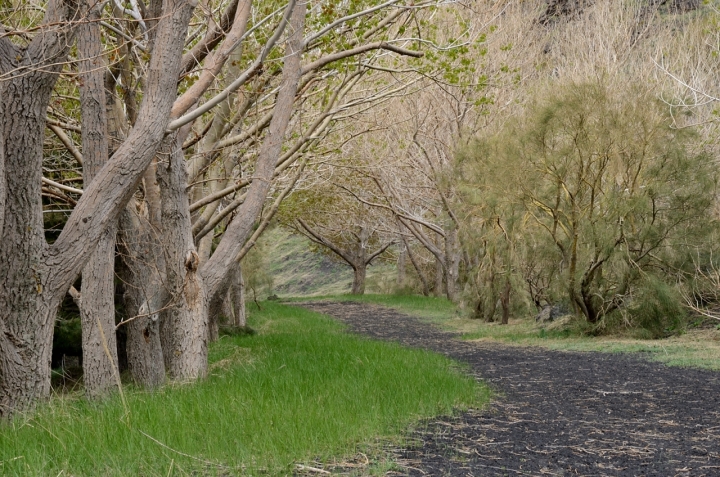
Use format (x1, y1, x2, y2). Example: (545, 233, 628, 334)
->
(0, 302, 486, 476)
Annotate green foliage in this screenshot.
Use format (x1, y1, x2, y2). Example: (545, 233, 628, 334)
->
(0, 303, 487, 476)
(627, 276, 688, 339)
(455, 79, 719, 329)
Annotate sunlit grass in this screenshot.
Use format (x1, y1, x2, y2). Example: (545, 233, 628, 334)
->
(0, 302, 488, 476)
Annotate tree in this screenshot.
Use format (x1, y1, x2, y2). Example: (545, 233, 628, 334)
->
(0, 0, 196, 417)
(459, 81, 719, 323)
(280, 171, 396, 295)
(1, 0, 437, 416)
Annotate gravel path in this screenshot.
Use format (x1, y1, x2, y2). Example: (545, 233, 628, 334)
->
(299, 301, 720, 477)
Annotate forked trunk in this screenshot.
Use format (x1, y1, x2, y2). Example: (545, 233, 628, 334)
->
(0, 56, 74, 416)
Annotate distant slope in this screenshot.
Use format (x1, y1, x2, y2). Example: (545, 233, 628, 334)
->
(261, 227, 396, 297)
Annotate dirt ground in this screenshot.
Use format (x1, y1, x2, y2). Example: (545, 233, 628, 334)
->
(299, 301, 720, 477)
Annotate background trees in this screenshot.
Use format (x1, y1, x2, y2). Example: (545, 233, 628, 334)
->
(457, 81, 719, 327)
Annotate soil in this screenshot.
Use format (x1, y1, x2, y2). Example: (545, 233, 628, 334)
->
(298, 301, 720, 477)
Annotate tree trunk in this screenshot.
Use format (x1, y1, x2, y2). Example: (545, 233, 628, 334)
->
(199, 2, 305, 306)
(232, 266, 247, 327)
(434, 256, 444, 297)
(397, 240, 406, 288)
(0, 0, 195, 416)
(351, 263, 367, 295)
(404, 237, 430, 296)
(0, 298, 58, 417)
(444, 227, 460, 303)
(222, 265, 247, 328)
(158, 136, 208, 381)
(78, 228, 119, 396)
(77, 0, 119, 398)
(500, 276, 511, 325)
(0, 30, 75, 415)
(118, 207, 166, 389)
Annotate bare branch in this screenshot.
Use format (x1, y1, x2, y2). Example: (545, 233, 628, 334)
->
(168, 0, 296, 130)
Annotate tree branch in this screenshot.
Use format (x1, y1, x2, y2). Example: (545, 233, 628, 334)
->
(171, 0, 252, 117)
(296, 218, 355, 266)
(48, 124, 84, 166)
(301, 42, 422, 75)
(168, 0, 296, 130)
(366, 239, 396, 265)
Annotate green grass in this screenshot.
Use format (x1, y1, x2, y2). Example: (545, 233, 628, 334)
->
(0, 302, 488, 476)
(292, 293, 720, 371)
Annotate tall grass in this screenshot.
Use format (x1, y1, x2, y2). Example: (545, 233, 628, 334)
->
(0, 302, 487, 476)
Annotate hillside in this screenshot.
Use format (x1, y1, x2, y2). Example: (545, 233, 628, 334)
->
(258, 227, 397, 297)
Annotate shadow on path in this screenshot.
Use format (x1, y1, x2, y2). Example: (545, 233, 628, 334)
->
(299, 301, 720, 477)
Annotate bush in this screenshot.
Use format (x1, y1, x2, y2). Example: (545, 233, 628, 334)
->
(627, 276, 687, 339)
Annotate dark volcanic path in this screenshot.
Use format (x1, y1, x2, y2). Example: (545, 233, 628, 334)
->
(299, 301, 720, 477)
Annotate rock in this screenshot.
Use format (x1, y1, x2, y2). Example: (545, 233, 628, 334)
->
(535, 304, 571, 323)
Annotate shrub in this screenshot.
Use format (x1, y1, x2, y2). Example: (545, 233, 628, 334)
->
(627, 276, 687, 339)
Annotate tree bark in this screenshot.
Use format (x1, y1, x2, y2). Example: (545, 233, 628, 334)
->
(221, 265, 247, 327)
(157, 133, 208, 381)
(434, 256, 444, 297)
(232, 266, 247, 327)
(77, 0, 119, 398)
(1, 0, 195, 416)
(0, 2, 80, 415)
(397, 240, 406, 288)
(500, 276, 511, 325)
(351, 263, 367, 295)
(444, 226, 460, 303)
(118, 207, 166, 389)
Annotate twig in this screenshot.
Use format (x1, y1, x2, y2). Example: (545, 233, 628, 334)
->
(137, 430, 230, 469)
(295, 464, 330, 474)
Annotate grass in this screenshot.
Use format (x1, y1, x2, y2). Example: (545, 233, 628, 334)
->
(0, 302, 488, 476)
(292, 293, 720, 371)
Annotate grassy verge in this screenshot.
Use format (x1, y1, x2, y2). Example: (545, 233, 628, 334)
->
(0, 302, 488, 476)
(295, 293, 720, 371)
(459, 317, 720, 370)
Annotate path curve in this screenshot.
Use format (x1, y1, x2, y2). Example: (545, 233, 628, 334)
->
(300, 301, 720, 477)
